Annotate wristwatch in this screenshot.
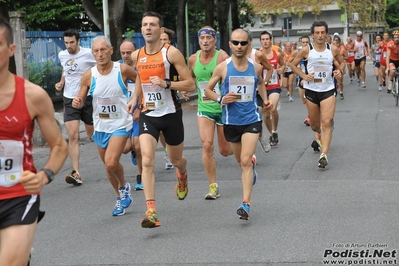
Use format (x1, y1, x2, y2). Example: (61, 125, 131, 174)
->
(164, 79, 171, 89)
(40, 168, 55, 184)
(265, 81, 269, 87)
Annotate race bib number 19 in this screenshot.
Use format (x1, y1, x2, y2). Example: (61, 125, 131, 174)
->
(0, 140, 23, 188)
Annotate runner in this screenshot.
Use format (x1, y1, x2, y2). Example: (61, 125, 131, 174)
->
(379, 32, 390, 92)
(127, 12, 195, 228)
(290, 21, 345, 168)
(55, 29, 97, 186)
(370, 34, 382, 89)
(345, 37, 356, 83)
(72, 36, 137, 216)
(0, 17, 68, 266)
(204, 28, 273, 220)
(282, 41, 295, 102)
(332, 36, 348, 99)
(119, 40, 143, 190)
(385, 30, 399, 93)
(244, 28, 273, 152)
(188, 26, 232, 200)
(259, 31, 285, 146)
(354, 31, 369, 88)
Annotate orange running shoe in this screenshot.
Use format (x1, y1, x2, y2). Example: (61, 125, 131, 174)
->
(175, 169, 188, 200)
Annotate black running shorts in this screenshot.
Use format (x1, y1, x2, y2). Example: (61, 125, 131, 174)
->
(223, 121, 262, 143)
(305, 88, 337, 106)
(0, 195, 41, 229)
(63, 96, 93, 125)
(139, 109, 184, 146)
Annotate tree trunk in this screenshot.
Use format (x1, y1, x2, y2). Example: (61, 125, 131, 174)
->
(109, 0, 126, 61)
(205, 0, 215, 28)
(230, 0, 240, 30)
(82, 0, 126, 61)
(143, 0, 156, 12)
(217, 0, 230, 53)
(176, 0, 187, 59)
(0, 3, 16, 74)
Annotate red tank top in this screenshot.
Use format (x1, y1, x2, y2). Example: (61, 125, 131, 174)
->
(0, 75, 36, 200)
(263, 50, 280, 90)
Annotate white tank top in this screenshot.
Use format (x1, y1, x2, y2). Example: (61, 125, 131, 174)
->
(354, 40, 366, 59)
(303, 43, 335, 92)
(89, 62, 132, 133)
(249, 48, 257, 62)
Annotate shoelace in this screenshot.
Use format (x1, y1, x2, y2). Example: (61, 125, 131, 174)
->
(115, 200, 122, 209)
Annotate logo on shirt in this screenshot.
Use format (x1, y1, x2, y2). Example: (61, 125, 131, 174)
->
(154, 56, 161, 61)
(65, 58, 79, 75)
(140, 57, 147, 63)
(143, 122, 148, 131)
(2, 116, 18, 129)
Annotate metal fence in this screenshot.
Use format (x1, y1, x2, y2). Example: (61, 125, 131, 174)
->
(25, 31, 217, 101)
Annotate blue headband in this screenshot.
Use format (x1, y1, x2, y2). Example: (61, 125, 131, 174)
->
(198, 28, 216, 38)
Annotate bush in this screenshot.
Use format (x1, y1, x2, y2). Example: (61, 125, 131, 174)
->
(28, 61, 63, 98)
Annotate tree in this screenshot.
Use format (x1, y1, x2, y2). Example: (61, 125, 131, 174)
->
(176, 0, 188, 57)
(82, 0, 126, 61)
(386, 0, 399, 29)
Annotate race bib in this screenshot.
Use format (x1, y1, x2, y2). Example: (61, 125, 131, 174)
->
(348, 51, 355, 57)
(97, 96, 122, 119)
(313, 65, 332, 83)
(263, 69, 278, 85)
(383, 52, 387, 58)
(198, 81, 220, 103)
(127, 81, 135, 101)
(229, 76, 255, 102)
(375, 54, 381, 61)
(0, 140, 23, 188)
(142, 83, 166, 110)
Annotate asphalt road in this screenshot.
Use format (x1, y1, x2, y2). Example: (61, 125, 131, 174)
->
(31, 64, 399, 266)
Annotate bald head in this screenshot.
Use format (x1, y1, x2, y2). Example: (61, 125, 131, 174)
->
(120, 40, 136, 66)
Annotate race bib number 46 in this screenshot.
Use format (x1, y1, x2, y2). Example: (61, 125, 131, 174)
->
(229, 76, 255, 102)
(313, 65, 331, 83)
(0, 140, 23, 187)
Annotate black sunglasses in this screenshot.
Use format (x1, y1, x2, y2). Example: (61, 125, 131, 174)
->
(230, 40, 249, 46)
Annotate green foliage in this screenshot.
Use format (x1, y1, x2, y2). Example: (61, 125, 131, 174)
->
(28, 61, 63, 97)
(386, 0, 399, 28)
(239, 0, 256, 27)
(6, 0, 100, 31)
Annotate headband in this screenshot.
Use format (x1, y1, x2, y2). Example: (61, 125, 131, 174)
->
(198, 28, 216, 38)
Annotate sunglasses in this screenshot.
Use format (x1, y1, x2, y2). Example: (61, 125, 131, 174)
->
(230, 40, 249, 46)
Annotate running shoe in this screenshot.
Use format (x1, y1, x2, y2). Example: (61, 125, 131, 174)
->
(357, 79, 361, 86)
(349, 78, 353, 84)
(112, 197, 125, 216)
(65, 170, 82, 186)
(288, 96, 294, 102)
(119, 182, 132, 208)
(175, 169, 188, 200)
(388, 83, 392, 94)
(378, 85, 383, 91)
(304, 117, 310, 126)
(361, 82, 366, 88)
(205, 183, 220, 200)
(259, 134, 271, 153)
(141, 208, 161, 228)
(134, 175, 143, 190)
(311, 140, 320, 152)
(252, 155, 258, 185)
(271, 132, 279, 146)
(340, 93, 344, 100)
(237, 202, 250, 220)
(318, 153, 328, 168)
(131, 151, 137, 165)
(164, 151, 174, 170)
